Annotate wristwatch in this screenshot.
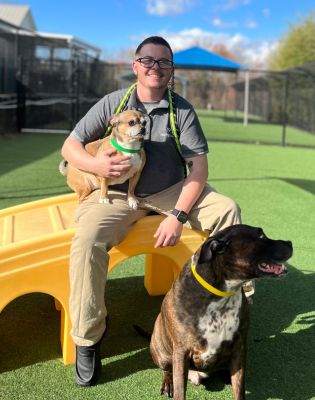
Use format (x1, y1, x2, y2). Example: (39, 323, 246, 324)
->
(171, 209, 188, 224)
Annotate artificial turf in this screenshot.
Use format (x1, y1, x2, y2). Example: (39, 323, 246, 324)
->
(0, 114, 315, 399)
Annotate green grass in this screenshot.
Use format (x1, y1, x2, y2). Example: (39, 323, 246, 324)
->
(198, 109, 315, 147)
(0, 133, 70, 208)
(0, 129, 315, 399)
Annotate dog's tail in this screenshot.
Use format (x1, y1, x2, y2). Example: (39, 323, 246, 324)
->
(59, 159, 68, 176)
(133, 324, 151, 341)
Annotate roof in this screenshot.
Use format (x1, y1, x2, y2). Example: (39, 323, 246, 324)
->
(174, 46, 244, 72)
(38, 32, 101, 54)
(0, 4, 36, 31)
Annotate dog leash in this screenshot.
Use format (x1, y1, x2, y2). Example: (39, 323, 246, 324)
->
(190, 263, 235, 297)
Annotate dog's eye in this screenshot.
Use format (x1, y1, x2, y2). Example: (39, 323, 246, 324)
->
(128, 120, 136, 127)
(259, 234, 266, 239)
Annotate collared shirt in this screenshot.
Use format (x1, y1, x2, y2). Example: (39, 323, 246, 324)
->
(70, 87, 208, 196)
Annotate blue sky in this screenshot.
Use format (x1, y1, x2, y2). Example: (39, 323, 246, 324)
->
(3, 0, 314, 66)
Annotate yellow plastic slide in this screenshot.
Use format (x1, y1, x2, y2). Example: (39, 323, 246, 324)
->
(0, 193, 206, 364)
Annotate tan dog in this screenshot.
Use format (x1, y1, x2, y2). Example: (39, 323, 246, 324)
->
(60, 110, 146, 208)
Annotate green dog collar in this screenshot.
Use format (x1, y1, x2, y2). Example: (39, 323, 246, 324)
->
(110, 138, 141, 154)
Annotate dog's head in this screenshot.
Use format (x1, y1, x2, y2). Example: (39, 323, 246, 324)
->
(110, 110, 146, 143)
(198, 224, 293, 281)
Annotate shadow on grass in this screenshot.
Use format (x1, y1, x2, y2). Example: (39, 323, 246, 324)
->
(0, 276, 162, 374)
(284, 178, 315, 196)
(246, 264, 315, 400)
(0, 293, 61, 373)
(1, 266, 314, 400)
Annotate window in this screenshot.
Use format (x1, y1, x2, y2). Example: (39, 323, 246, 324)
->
(35, 45, 51, 60)
(53, 47, 70, 60)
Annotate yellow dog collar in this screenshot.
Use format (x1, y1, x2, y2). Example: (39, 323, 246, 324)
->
(190, 263, 235, 297)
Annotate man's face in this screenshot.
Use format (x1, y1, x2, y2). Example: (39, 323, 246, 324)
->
(132, 44, 174, 90)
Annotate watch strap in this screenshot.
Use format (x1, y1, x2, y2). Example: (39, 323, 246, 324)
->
(171, 209, 188, 223)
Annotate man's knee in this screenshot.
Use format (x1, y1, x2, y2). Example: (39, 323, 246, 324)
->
(223, 198, 241, 222)
(207, 197, 241, 234)
(71, 229, 109, 261)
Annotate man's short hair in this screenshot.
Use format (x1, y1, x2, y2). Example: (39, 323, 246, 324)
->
(135, 36, 173, 59)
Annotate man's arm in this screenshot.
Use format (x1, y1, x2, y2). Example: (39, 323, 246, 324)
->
(154, 154, 208, 248)
(61, 136, 132, 179)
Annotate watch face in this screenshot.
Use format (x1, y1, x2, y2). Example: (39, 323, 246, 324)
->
(177, 211, 188, 223)
(171, 209, 188, 223)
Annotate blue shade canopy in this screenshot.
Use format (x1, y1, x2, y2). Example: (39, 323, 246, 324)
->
(173, 46, 244, 72)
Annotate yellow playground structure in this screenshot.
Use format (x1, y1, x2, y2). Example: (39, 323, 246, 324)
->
(0, 193, 206, 365)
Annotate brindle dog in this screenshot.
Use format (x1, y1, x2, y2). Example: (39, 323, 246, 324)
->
(150, 224, 293, 400)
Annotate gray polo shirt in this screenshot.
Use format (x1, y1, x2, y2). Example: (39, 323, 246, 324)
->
(70, 86, 208, 196)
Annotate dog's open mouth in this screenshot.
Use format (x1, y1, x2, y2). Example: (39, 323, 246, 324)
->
(258, 262, 287, 277)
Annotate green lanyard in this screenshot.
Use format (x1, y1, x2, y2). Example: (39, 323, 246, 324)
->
(104, 82, 137, 136)
(105, 83, 187, 176)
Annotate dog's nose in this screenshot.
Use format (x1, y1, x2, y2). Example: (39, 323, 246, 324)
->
(284, 240, 293, 258)
(286, 240, 293, 249)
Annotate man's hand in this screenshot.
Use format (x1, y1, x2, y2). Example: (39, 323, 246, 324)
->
(93, 148, 132, 178)
(154, 215, 183, 248)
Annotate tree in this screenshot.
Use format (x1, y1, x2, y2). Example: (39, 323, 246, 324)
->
(268, 14, 315, 70)
(211, 43, 237, 62)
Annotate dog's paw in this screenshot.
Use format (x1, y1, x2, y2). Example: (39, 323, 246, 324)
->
(99, 198, 110, 204)
(188, 370, 209, 386)
(128, 197, 139, 209)
(161, 374, 173, 398)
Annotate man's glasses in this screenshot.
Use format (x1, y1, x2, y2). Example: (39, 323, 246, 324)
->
(135, 57, 174, 69)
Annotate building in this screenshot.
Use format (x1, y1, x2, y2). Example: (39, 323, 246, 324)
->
(0, 4, 108, 133)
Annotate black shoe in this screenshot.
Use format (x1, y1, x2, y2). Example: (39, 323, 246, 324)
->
(75, 317, 108, 387)
(75, 336, 103, 387)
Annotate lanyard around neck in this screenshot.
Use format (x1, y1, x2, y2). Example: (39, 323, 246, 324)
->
(104, 83, 186, 176)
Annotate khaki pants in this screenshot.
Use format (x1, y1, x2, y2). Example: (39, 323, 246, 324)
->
(70, 181, 241, 346)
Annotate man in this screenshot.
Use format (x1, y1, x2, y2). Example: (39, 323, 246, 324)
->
(61, 36, 242, 387)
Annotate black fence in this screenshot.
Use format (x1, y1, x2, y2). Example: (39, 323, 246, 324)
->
(16, 56, 118, 132)
(1, 20, 315, 147)
(234, 64, 315, 135)
(0, 21, 119, 133)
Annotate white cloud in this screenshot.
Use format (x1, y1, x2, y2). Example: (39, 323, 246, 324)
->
(263, 8, 270, 18)
(245, 19, 258, 29)
(218, 0, 251, 11)
(245, 40, 279, 67)
(123, 27, 277, 68)
(212, 17, 238, 28)
(161, 28, 276, 68)
(145, 0, 195, 16)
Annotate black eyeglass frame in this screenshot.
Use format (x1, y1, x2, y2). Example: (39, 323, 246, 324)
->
(135, 57, 174, 69)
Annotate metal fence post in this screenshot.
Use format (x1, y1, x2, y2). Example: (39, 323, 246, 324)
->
(71, 54, 80, 129)
(281, 73, 289, 147)
(16, 55, 25, 132)
(243, 70, 249, 126)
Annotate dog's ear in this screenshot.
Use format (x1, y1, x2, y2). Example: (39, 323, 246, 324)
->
(198, 238, 230, 264)
(109, 114, 119, 127)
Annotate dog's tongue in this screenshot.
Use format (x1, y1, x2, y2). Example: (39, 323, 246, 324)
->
(259, 263, 285, 275)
